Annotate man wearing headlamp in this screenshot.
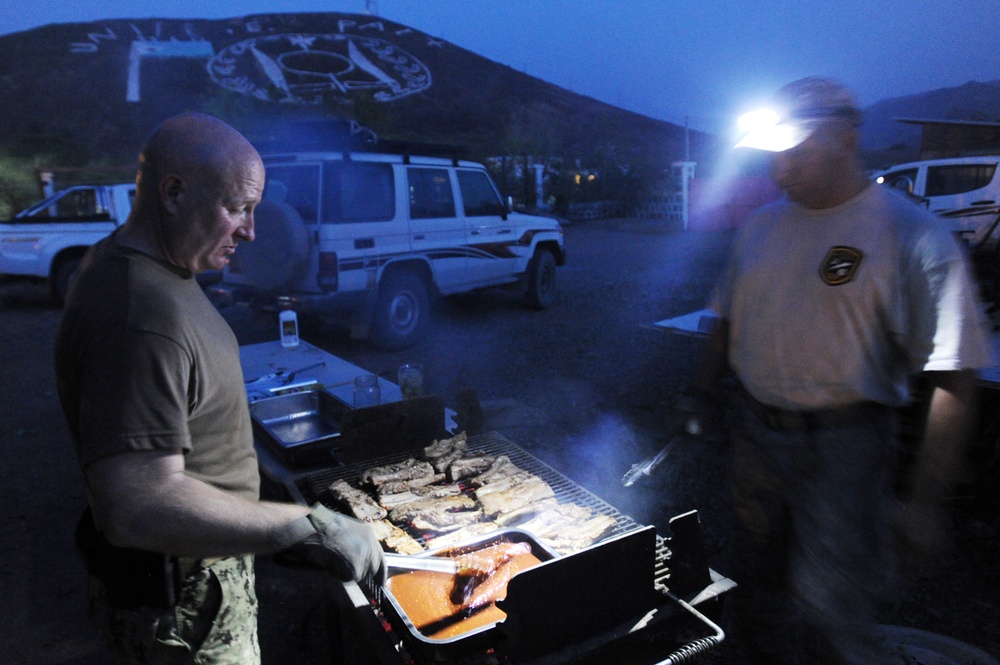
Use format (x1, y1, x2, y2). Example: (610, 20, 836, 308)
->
(685, 77, 990, 663)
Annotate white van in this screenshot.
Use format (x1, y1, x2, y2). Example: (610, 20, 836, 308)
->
(872, 156, 1000, 236)
(212, 149, 565, 350)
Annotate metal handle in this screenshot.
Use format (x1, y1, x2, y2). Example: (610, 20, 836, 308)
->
(384, 553, 458, 574)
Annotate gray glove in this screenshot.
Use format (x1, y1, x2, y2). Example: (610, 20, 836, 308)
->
(275, 504, 386, 585)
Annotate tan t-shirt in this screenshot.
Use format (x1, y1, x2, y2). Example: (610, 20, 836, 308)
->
(711, 184, 991, 410)
(55, 233, 259, 501)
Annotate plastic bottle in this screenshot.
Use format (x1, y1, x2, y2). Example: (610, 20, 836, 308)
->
(278, 300, 299, 348)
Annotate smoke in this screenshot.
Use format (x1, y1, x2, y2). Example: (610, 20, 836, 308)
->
(558, 410, 683, 529)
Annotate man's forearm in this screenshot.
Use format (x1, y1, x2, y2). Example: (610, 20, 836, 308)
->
(909, 369, 979, 503)
(86, 450, 310, 557)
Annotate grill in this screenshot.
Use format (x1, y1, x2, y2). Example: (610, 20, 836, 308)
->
(296, 431, 731, 664)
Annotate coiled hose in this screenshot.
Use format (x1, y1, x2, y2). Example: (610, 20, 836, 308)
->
(654, 596, 725, 665)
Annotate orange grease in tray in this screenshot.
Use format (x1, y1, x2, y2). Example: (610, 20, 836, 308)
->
(385, 550, 542, 640)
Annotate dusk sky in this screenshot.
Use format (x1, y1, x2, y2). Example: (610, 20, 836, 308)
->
(2, 0, 998, 134)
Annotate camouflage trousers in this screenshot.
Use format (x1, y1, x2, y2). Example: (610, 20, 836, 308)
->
(89, 555, 260, 665)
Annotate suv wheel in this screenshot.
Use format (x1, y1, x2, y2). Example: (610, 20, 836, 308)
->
(525, 249, 557, 309)
(371, 270, 429, 350)
(234, 200, 310, 291)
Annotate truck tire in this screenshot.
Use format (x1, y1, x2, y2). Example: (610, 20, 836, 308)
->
(52, 256, 81, 303)
(370, 270, 429, 350)
(233, 200, 310, 291)
(524, 248, 557, 309)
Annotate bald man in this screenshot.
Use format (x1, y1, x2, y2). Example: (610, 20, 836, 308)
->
(55, 113, 383, 664)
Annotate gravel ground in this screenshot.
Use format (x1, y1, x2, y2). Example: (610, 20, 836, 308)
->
(1, 217, 997, 664)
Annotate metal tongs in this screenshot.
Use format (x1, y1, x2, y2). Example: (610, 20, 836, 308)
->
(622, 418, 702, 487)
(384, 553, 458, 574)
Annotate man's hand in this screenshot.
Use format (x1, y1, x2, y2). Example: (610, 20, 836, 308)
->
(275, 504, 386, 585)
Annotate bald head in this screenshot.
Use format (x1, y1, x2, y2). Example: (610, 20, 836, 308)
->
(137, 113, 260, 198)
(121, 113, 265, 273)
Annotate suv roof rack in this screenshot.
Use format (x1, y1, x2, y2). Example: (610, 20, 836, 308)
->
(255, 119, 467, 165)
(253, 118, 376, 154)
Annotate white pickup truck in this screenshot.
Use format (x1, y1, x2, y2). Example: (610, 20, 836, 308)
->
(0, 183, 134, 300)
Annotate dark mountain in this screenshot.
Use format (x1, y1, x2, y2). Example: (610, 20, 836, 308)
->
(2, 12, 999, 187)
(0, 12, 713, 182)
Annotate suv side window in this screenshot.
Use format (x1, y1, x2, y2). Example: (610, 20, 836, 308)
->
(408, 167, 456, 219)
(264, 164, 320, 224)
(925, 164, 998, 197)
(323, 162, 394, 223)
(457, 170, 506, 216)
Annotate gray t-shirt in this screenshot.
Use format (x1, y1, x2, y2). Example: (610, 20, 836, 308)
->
(711, 184, 991, 410)
(56, 233, 259, 501)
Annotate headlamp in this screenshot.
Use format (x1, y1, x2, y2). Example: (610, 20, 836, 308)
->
(734, 105, 859, 152)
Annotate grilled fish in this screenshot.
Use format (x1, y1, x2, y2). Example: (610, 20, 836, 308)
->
(476, 476, 555, 518)
(327, 479, 387, 522)
(387, 494, 477, 523)
(360, 458, 435, 487)
(447, 455, 496, 481)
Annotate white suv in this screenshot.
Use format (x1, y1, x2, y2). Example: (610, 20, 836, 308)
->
(872, 156, 1000, 237)
(212, 149, 565, 349)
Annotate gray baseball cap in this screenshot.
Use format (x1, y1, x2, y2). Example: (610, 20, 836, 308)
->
(735, 77, 861, 151)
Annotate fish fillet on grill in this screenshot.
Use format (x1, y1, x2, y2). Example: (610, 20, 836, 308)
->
(516, 506, 617, 554)
(410, 508, 486, 533)
(375, 473, 446, 498)
(506, 502, 593, 532)
(377, 482, 463, 509)
(476, 476, 555, 518)
(424, 522, 502, 549)
(465, 455, 526, 487)
(369, 519, 424, 555)
(359, 458, 436, 487)
(387, 494, 477, 523)
(493, 497, 560, 526)
(471, 471, 536, 497)
(422, 432, 468, 472)
(447, 455, 496, 482)
(326, 479, 387, 522)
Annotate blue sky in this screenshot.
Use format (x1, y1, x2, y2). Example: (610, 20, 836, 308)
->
(2, 0, 998, 134)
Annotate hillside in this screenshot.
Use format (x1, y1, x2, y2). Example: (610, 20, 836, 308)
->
(861, 80, 1000, 167)
(0, 12, 711, 184)
(2, 12, 1000, 193)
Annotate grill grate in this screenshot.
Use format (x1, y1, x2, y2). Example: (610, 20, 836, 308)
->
(299, 431, 674, 590)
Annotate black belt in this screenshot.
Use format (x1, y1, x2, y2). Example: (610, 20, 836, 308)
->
(740, 389, 886, 432)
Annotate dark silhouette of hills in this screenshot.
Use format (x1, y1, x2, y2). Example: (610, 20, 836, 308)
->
(2, 12, 999, 183)
(0, 12, 712, 180)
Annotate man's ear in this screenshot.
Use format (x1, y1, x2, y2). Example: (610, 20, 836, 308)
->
(159, 174, 184, 215)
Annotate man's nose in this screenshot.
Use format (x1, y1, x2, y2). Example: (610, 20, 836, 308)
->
(237, 213, 255, 242)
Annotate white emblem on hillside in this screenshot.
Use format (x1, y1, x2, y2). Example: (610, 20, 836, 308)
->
(207, 33, 432, 104)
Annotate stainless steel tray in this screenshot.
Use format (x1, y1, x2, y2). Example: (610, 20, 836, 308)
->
(380, 528, 558, 662)
(248, 390, 349, 467)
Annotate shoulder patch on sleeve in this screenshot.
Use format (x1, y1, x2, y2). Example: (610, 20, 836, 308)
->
(820, 246, 863, 285)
